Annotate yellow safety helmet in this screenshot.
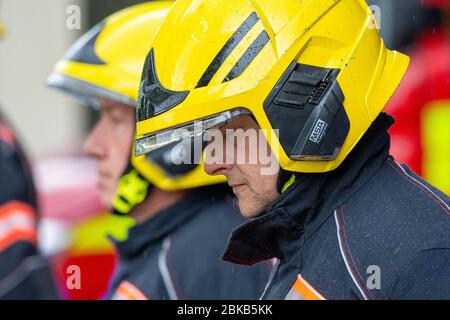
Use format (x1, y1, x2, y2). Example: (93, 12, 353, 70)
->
(135, 0, 410, 174)
(48, 1, 172, 107)
(48, 1, 224, 203)
(0, 0, 5, 39)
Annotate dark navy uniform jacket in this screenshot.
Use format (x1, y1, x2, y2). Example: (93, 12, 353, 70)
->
(0, 111, 58, 300)
(223, 113, 450, 300)
(109, 186, 271, 300)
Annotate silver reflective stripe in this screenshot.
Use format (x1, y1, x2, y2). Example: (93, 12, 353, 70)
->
(393, 160, 450, 212)
(284, 274, 326, 300)
(260, 258, 278, 300)
(158, 237, 179, 300)
(0, 214, 34, 240)
(285, 286, 305, 300)
(0, 255, 48, 298)
(334, 210, 369, 300)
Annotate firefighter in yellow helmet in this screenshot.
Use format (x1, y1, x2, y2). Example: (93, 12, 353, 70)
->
(135, 0, 450, 299)
(48, 2, 270, 300)
(0, 1, 58, 299)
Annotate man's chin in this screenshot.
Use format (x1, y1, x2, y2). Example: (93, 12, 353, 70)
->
(238, 200, 265, 219)
(99, 191, 114, 210)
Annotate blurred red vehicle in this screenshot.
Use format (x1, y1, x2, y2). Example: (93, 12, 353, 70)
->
(386, 0, 450, 195)
(35, 154, 133, 300)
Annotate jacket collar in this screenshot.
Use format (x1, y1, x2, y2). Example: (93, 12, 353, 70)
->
(111, 186, 228, 260)
(223, 113, 394, 265)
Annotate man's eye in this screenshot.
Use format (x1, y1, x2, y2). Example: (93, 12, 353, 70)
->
(112, 117, 122, 124)
(110, 114, 124, 125)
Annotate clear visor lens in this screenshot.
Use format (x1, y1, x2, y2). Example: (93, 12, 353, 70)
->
(135, 108, 251, 157)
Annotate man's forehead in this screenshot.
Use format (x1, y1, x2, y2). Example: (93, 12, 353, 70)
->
(100, 98, 132, 113)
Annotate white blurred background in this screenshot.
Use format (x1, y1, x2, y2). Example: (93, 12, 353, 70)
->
(0, 0, 87, 159)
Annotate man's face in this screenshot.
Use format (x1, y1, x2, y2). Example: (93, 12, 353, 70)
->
(204, 115, 280, 218)
(83, 99, 135, 208)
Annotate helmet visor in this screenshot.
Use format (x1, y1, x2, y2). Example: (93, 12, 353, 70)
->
(135, 108, 251, 157)
(47, 72, 136, 108)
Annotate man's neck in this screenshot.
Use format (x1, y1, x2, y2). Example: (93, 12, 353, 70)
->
(130, 188, 190, 224)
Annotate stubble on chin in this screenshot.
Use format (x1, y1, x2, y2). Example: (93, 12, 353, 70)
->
(238, 187, 276, 218)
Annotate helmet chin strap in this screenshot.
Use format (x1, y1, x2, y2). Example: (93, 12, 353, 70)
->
(111, 160, 154, 217)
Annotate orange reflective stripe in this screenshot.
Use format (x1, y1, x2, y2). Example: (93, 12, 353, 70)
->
(291, 275, 326, 300)
(114, 281, 149, 300)
(0, 229, 37, 252)
(0, 201, 35, 221)
(0, 120, 16, 145)
(0, 201, 37, 251)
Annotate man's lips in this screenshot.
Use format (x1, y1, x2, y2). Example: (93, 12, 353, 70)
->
(228, 182, 245, 188)
(97, 171, 113, 189)
(98, 169, 112, 179)
(229, 183, 246, 194)
(97, 177, 109, 190)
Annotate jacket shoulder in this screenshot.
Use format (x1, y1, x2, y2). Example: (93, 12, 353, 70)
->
(336, 158, 450, 298)
(344, 157, 450, 245)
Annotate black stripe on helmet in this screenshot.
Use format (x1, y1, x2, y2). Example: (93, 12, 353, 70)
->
(196, 12, 260, 88)
(223, 30, 270, 83)
(65, 22, 106, 65)
(137, 49, 189, 122)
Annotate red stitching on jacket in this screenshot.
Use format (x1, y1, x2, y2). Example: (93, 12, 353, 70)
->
(339, 207, 375, 300)
(163, 236, 182, 299)
(387, 160, 450, 217)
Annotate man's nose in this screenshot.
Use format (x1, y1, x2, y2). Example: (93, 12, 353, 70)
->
(204, 150, 233, 176)
(203, 161, 233, 176)
(83, 123, 106, 159)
